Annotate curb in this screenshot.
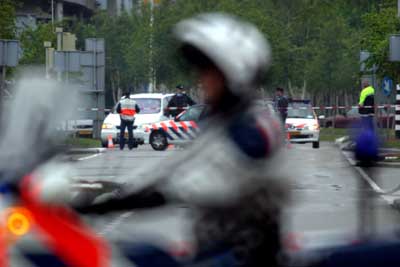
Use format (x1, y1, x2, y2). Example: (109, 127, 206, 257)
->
(334, 136, 400, 168)
(376, 162, 400, 168)
(67, 148, 107, 155)
(380, 148, 400, 153)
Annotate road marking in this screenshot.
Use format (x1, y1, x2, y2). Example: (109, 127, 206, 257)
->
(342, 151, 396, 205)
(71, 183, 103, 189)
(72, 175, 117, 180)
(77, 153, 102, 161)
(98, 211, 135, 236)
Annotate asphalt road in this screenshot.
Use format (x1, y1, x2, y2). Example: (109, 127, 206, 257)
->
(69, 142, 400, 250)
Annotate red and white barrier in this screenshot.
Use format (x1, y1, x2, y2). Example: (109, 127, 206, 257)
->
(77, 108, 112, 112)
(78, 105, 398, 112)
(279, 105, 397, 110)
(76, 107, 191, 112)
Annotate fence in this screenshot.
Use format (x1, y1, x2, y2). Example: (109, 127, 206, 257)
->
(70, 104, 399, 145)
(302, 104, 398, 143)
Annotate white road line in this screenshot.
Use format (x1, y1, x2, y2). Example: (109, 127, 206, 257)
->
(77, 153, 102, 161)
(343, 152, 395, 205)
(99, 211, 135, 236)
(72, 176, 117, 180)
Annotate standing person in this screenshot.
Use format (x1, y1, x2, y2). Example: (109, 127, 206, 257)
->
(274, 87, 289, 124)
(116, 90, 140, 150)
(75, 13, 286, 266)
(358, 81, 375, 130)
(167, 84, 196, 117)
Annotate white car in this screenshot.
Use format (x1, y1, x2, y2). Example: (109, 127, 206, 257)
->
(146, 104, 208, 151)
(101, 93, 174, 147)
(285, 101, 320, 149)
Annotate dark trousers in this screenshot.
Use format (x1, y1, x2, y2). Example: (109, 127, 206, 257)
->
(120, 119, 135, 150)
(280, 113, 287, 125)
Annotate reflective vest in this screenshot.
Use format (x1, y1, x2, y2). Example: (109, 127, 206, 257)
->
(359, 86, 375, 105)
(120, 98, 137, 121)
(359, 86, 375, 115)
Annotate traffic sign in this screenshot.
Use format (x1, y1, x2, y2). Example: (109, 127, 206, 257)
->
(0, 40, 19, 67)
(390, 35, 400, 62)
(382, 76, 393, 96)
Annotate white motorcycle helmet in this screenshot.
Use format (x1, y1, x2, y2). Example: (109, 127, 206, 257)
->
(174, 13, 271, 97)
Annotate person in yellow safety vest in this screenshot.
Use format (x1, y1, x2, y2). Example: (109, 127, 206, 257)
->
(358, 81, 375, 129)
(116, 91, 141, 150)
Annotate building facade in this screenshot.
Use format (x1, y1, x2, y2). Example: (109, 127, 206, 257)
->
(105, 0, 137, 16)
(15, 0, 97, 35)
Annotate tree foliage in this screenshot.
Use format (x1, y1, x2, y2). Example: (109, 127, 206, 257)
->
(19, 23, 55, 64)
(360, 4, 400, 82)
(0, 0, 17, 39)
(16, 0, 400, 105)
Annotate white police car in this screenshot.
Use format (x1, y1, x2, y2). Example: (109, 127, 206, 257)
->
(285, 100, 320, 149)
(144, 104, 208, 151)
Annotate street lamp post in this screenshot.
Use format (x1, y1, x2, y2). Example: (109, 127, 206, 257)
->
(148, 0, 155, 93)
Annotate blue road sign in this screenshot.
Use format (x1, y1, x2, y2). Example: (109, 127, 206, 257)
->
(382, 76, 393, 96)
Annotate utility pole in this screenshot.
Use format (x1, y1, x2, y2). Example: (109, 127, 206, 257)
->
(398, 0, 400, 17)
(44, 41, 52, 79)
(56, 27, 63, 82)
(148, 0, 155, 93)
(51, 0, 54, 26)
(56, 0, 63, 22)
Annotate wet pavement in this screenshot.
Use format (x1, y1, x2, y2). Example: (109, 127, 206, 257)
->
(282, 143, 400, 246)
(67, 142, 400, 248)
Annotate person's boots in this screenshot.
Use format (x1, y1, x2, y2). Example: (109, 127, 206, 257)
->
(120, 139, 125, 150)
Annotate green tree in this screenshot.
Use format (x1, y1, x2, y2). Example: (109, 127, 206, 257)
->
(72, 0, 390, 106)
(361, 6, 400, 81)
(0, 0, 17, 39)
(19, 23, 56, 64)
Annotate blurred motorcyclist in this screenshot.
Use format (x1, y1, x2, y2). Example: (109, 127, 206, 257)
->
(75, 13, 287, 267)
